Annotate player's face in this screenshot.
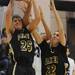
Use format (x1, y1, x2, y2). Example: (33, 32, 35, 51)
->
(51, 32, 60, 47)
(13, 18, 23, 30)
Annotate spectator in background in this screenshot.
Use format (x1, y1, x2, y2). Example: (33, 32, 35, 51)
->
(0, 28, 9, 75)
(1, 28, 15, 75)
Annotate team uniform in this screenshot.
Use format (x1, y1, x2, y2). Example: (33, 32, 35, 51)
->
(38, 40, 69, 75)
(33, 44, 41, 75)
(67, 57, 75, 75)
(10, 27, 35, 75)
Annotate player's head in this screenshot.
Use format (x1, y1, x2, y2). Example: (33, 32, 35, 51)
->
(12, 15, 23, 30)
(51, 31, 60, 47)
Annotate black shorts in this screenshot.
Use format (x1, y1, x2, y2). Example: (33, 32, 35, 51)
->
(12, 63, 35, 75)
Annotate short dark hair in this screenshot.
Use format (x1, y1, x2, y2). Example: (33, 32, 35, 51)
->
(12, 15, 23, 21)
(12, 15, 24, 26)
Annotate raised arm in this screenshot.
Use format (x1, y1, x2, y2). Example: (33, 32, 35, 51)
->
(40, 7, 52, 40)
(23, 0, 32, 26)
(50, 0, 66, 46)
(28, 0, 41, 32)
(5, 0, 14, 33)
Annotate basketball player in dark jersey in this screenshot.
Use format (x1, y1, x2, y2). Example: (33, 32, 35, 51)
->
(6, 0, 41, 75)
(32, 0, 69, 75)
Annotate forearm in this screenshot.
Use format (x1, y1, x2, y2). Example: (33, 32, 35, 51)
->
(23, 0, 32, 25)
(33, 0, 40, 19)
(5, 0, 13, 33)
(53, 9, 66, 45)
(42, 18, 52, 40)
(53, 9, 64, 32)
(7, 0, 14, 14)
(50, 0, 64, 33)
(32, 30, 43, 44)
(51, 1, 66, 45)
(27, 0, 41, 32)
(25, 2, 32, 17)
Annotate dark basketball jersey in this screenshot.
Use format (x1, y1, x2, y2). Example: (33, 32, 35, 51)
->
(10, 27, 35, 67)
(38, 40, 68, 75)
